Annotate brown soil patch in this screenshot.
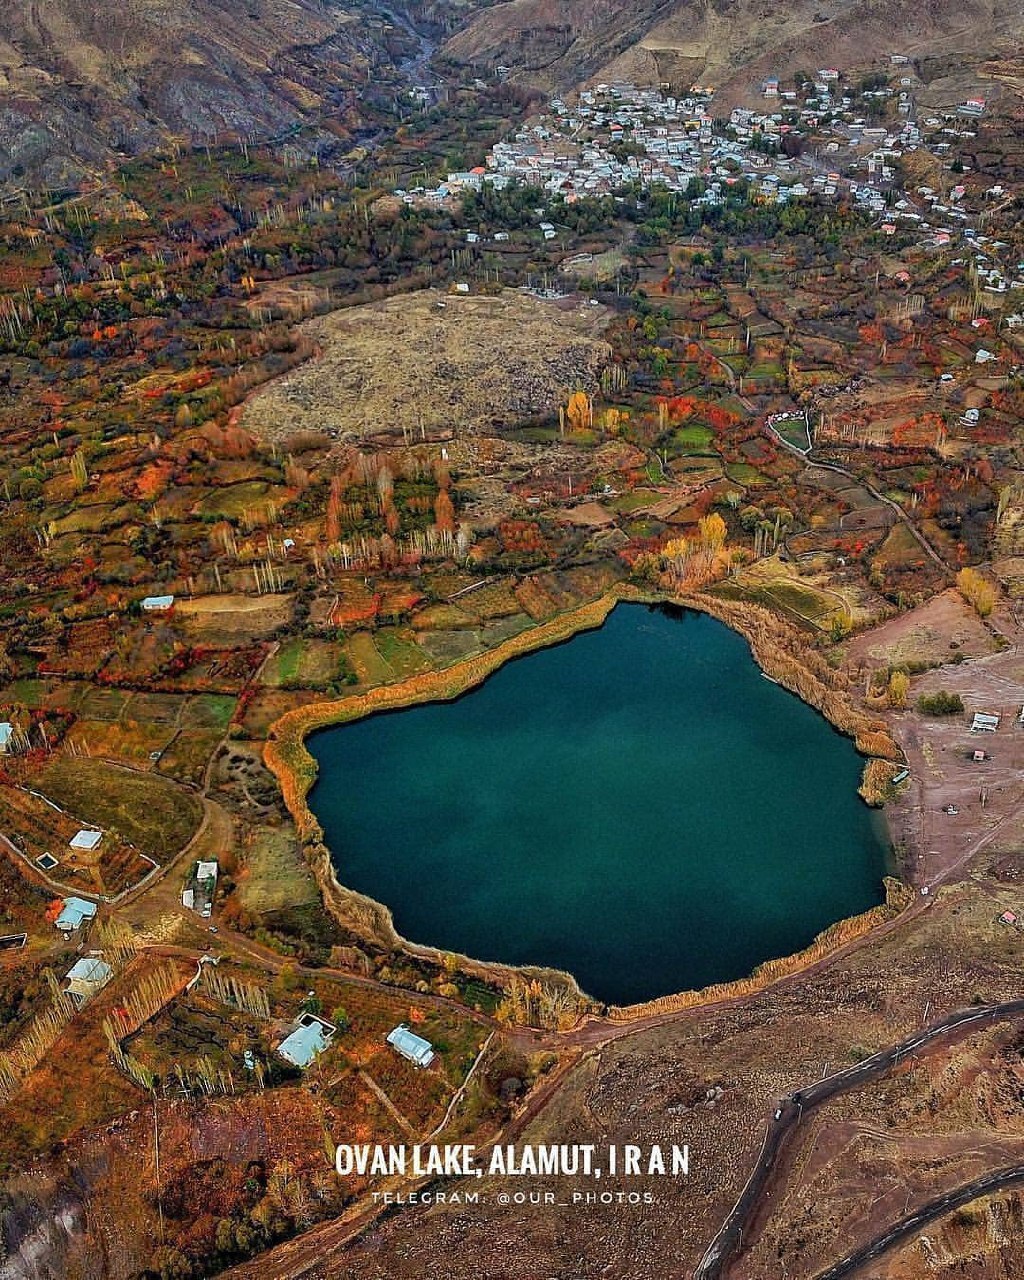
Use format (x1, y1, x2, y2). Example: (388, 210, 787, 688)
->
(239, 288, 611, 444)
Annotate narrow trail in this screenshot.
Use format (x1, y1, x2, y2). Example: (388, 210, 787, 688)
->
(766, 422, 951, 577)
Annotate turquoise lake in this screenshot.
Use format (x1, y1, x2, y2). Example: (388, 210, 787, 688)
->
(309, 603, 888, 1005)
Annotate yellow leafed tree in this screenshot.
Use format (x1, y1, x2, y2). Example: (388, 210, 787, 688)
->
(956, 567, 995, 618)
(698, 512, 727, 551)
(566, 390, 593, 433)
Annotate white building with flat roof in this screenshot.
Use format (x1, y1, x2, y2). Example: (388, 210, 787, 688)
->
(386, 1024, 435, 1068)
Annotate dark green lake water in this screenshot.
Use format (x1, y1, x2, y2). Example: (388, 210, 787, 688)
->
(309, 603, 888, 1005)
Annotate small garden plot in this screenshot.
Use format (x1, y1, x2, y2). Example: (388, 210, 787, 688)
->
(480, 614, 534, 648)
(172, 647, 264, 693)
(180, 693, 238, 731)
(100, 628, 178, 684)
(238, 689, 323, 738)
(373, 629, 432, 680)
(195, 481, 274, 521)
(414, 629, 483, 665)
(76, 686, 136, 721)
(609, 487, 662, 514)
(411, 603, 476, 631)
(130, 996, 267, 1093)
(456, 580, 522, 622)
(50, 503, 122, 536)
(872, 522, 927, 571)
(360, 1043, 451, 1131)
(724, 462, 766, 486)
(38, 619, 117, 677)
(156, 730, 223, 785)
(345, 631, 393, 685)
(262, 639, 344, 689)
(666, 424, 716, 456)
(121, 691, 186, 724)
(66, 718, 178, 766)
(760, 580, 836, 626)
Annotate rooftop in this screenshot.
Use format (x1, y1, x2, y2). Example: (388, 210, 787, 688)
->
(386, 1024, 435, 1068)
(55, 897, 97, 930)
(70, 828, 102, 851)
(277, 1021, 332, 1069)
(65, 957, 113, 986)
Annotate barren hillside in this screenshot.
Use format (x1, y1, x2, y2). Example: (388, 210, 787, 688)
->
(0, 0, 442, 189)
(442, 0, 1024, 106)
(239, 287, 612, 444)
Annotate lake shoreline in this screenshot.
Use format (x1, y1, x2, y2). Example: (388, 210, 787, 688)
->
(263, 583, 912, 1025)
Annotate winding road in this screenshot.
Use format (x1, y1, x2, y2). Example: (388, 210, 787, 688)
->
(694, 999, 1024, 1280)
(813, 1162, 1024, 1279)
(765, 421, 952, 578)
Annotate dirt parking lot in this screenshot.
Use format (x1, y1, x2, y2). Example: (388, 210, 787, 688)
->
(884, 619, 1024, 888)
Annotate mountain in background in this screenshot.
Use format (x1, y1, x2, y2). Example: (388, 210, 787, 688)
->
(440, 0, 1023, 108)
(0, 0, 462, 190)
(0, 0, 1021, 190)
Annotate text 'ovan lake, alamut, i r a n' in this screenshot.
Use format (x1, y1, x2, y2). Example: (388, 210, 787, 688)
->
(308, 603, 888, 1005)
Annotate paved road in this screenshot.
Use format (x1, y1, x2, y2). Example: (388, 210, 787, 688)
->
(813, 1162, 1024, 1279)
(694, 999, 1024, 1279)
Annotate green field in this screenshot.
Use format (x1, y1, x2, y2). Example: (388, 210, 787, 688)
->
(374, 629, 432, 679)
(668, 424, 715, 454)
(196, 481, 273, 520)
(346, 631, 394, 685)
(263, 639, 348, 689)
(725, 463, 767, 486)
(39, 758, 204, 861)
(180, 693, 237, 730)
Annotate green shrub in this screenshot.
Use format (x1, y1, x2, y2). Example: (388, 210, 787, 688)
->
(917, 690, 964, 716)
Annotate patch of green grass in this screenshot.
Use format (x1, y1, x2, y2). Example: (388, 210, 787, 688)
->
(77, 687, 135, 721)
(724, 463, 765, 485)
(196, 481, 273, 520)
(609, 488, 660, 515)
(668, 424, 715, 454)
(346, 631, 393, 685)
(762, 581, 832, 622)
(39, 758, 203, 860)
(2, 679, 50, 709)
(156, 729, 223, 785)
(273, 641, 302, 683)
(181, 694, 237, 731)
(374, 628, 432, 679)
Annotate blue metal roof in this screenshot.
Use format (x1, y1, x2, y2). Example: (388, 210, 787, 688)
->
(277, 1022, 330, 1069)
(66, 957, 112, 984)
(55, 897, 97, 930)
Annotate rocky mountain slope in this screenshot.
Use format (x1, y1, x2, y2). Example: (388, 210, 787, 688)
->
(440, 0, 1024, 107)
(1, 0, 1021, 191)
(0, 0, 444, 189)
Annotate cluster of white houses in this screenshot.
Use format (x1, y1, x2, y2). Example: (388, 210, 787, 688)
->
(396, 77, 1005, 258)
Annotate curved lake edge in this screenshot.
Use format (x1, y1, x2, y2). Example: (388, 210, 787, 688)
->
(263, 583, 914, 1023)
